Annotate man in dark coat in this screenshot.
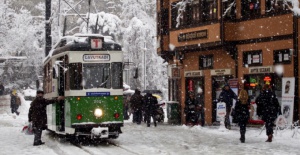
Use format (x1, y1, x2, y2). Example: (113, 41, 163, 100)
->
(219, 84, 238, 129)
(143, 93, 158, 127)
(185, 91, 198, 125)
(130, 89, 144, 124)
(28, 90, 64, 146)
(256, 84, 281, 142)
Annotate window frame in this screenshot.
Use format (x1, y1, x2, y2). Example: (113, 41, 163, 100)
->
(243, 50, 263, 67)
(273, 49, 292, 64)
(265, 0, 291, 15)
(199, 54, 214, 69)
(222, 0, 236, 20)
(241, 0, 261, 19)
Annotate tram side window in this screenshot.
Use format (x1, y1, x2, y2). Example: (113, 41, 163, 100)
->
(69, 63, 83, 90)
(111, 62, 123, 89)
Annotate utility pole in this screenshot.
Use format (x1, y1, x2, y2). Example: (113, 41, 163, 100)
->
(144, 41, 146, 91)
(45, 0, 52, 57)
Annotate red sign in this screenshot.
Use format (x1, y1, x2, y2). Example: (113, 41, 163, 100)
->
(91, 39, 103, 49)
(188, 80, 193, 91)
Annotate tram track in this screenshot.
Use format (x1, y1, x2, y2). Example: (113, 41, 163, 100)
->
(69, 139, 140, 155)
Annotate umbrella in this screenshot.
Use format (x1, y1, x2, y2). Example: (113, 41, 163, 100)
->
(152, 94, 162, 100)
(123, 89, 135, 95)
(142, 90, 162, 94)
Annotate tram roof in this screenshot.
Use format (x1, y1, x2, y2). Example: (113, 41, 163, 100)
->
(44, 34, 122, 63)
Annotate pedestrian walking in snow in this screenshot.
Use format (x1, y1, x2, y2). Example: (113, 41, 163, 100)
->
(143, 92, 158, 127)
(0, 82, 5, 95)
(219, 84, 237, 129)
(10, 89, 20, 115)
(195, 87, 205, 126)
(256, 84, 281, 142)
(28, 90, 64, 146)
(184, 91, 198, 126)
(130, 89, 144, 124)
(234, 88, 250, 143)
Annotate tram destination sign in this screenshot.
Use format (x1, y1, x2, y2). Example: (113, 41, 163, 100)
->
(178, 30, 208, 42)
(83, 54, 110, 61)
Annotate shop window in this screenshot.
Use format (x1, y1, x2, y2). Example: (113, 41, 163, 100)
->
(223, 0, 236, 20)
(273, 49, 292, 64)
(241, 0, 260, 19)
(265, 0, 291, 14)
(199, 55, 214, 69)
(243, 50, 262, 67)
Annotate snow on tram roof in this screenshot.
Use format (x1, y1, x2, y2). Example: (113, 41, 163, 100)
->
(43, 34, 120, 63)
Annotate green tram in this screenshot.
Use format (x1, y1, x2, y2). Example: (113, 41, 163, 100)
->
(43, 34, 123, 140)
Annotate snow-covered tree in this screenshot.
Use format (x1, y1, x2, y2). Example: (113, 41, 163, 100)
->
(77, 12, 122, 42)
(0, 2, 44, 89)
(121, 0, 168, 98)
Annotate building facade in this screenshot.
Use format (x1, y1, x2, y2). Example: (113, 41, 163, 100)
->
(157, 0, 300, 125)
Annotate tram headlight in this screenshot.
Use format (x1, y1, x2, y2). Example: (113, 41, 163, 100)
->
(94, 108, 103, 117)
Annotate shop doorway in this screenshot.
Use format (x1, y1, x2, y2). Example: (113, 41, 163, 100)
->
(211, 76, 234, 123)
(243, 74, 282, 102)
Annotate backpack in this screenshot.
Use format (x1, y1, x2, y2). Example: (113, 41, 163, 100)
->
(16, 96, 21, 106)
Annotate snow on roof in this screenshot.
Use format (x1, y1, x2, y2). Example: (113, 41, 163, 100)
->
(43, 34, 118, 63)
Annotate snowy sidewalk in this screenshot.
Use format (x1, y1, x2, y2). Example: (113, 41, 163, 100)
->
(0, 96, 299, 155)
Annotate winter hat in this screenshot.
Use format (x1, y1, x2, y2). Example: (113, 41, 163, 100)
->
(36, 90, 44, 94)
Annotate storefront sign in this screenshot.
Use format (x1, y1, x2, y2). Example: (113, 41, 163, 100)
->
(249, 66, 273, 74)
(281, 77, 295, 125)
(210, 69, 232, 76)
(184, 70, 203, 77)
(178, 30, 208, 42)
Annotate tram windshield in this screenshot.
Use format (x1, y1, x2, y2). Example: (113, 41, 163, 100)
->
(83, 63, 111, 89)
(68, 62, 122, 90)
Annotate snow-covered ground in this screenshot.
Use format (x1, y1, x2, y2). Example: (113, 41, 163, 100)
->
(0, 95, 299, 155)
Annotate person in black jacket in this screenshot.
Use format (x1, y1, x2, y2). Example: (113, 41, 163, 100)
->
(143, 93, 158, 127)
(28, 90, 64, 146)
(185, 91, 198, 125)
(130, 89, 144, 124)
(234, 88, 250, 143)
(219, 84, 238, 129)
(10, 90, 20, 115)
(256, 84, 281, 142)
